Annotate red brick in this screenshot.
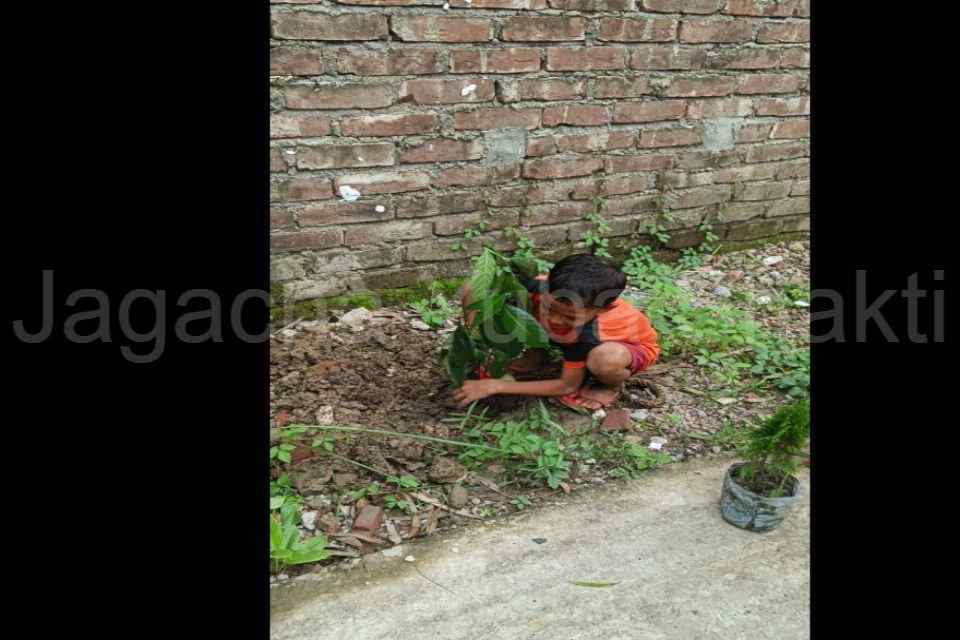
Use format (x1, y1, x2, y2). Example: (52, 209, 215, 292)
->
(642, 0, 723, 12)
(686, 97, 753, 118)
(639, 127, 701, 148)
(434, 164, 521, 187)
(736, 74, 803, 94)
(770, 118, 810, 139)
(336, 48, 443, 76)
(526, 137, 557, 157)
(397, 192, 486, 218)
(285, 84, 394, 110)
(435, 210, 519, 236)
(454, 108, 541, 130)
(275, 176, 334, 202)
(271, 230, 342, 252)
(666, 185, 731, 209)
(542, 105, 610, 127)
(745, 141, 806, 163)
(523, 155, 603, 180)
(271, 147, 291, 172)
(791, 179, 810, 196)
(602, 194, 659, 216)
(605, 154, 674, 173)
(527, 179, 595, 203)
(660, 170, 715, 189)
(297, 143, 395, 170)
(766, 196, 809, 217)
(400, 78, 495, 105)
(391, 16, 492, 42)
(630, 45, 706, 70)
(335, 0, 442, 5)
(401, 138, 485, 164)
(776, 159, 809, 179)
(299, 201, 392, 227)
(734, 180, 792, 201)
(450, 48, 541, 74)
(556, 131, 636, 154)
(757, 21, 810, 43)
(271, 207, 294, 231)
(598, 18, 678, 42)
(343, 221, 433, 247)
(664, 76, 736, 97)
(503, 17, 586, 42)
(335, 171, 430, 196)
(271, 46, 324, 75)
(613, 100, 686, 123)
(779, 46, 810, 68)
(341, 113, 439, 137)
(451, 0, 548, 6)
(352, 505, 384, 533)
(592, 76, 651, 98)
(674, 148, 742, 169)
(736, 122, 773, 142)
(708, 46, 780, 69)
(546, 47, 627, 71)
(724, 0, 801, 16)
(679, 19, 754, 43)
(486, 187, 527, 208)
(272, 12, 387, 41)
(714, 163, 779, 183)
(499, 78, 586, 102)
(522, 201, 594, 226)
(408, 238, 483, 261)
(548, 0, 635, 8)
(602, 174, 654, 196)
(721, 201, 766, 222)
(271, 113, 331, 139)
(755, 96, 809, 116)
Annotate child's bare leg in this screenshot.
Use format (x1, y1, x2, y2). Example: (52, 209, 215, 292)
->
(576, 343, 633, 409)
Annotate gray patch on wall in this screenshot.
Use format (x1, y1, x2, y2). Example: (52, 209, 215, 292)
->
(483, 129, 527, 166)
(703, 118, 743, 152)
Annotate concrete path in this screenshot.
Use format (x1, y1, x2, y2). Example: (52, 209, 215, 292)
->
(271, 455, 809, 640)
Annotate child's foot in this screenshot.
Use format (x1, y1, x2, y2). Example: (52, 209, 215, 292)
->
(557, 384, 622, 412)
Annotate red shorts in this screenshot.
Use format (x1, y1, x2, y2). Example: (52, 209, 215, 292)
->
(615, 341, 648, 376)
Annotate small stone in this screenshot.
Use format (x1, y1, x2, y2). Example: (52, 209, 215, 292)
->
(631, 409, 649, 421)
(724, 270, 745, 283)
(716, 397, 737, 406)
(704, 270, 725, 282)
(280, 329, 297, 338)
(471, 497, 481, 506)
(601, 409, 632, 432)
(593, 408, 607, 420)
(712, 446, 722, 454)
(410, 320, 432, 331)
(339, 307, 372, 329)
(757, 275, 774, 286)
(404, 555, 416, 562)
(649, 436, 667, 450)
(769, 270, 784, 281)
(756, 295, 772, 305)
(315, 405, 335, 425)
(301, 511, 318, 531)
(789, 242, 806, 252)
(429, 456, 467, 483)
(381, 545, 404, 558)
(762, 255, 784, 267)
(532, 538, 547, 544)
(278, 573, 289, 581)
(794, 300, 810, 308)
(713, 285, 732, 298)
(448, 485, 469, 508)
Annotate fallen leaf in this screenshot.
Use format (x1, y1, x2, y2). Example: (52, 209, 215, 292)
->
(274, 411, 291, 428)
(385, 519, 403, 545)
(406, 512, 421, 539)
(559, 482, 571, 494)
(425, 507, 439, 536)
(715, 397, 737, 406)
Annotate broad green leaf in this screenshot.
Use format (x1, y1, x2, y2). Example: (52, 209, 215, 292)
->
(270, 516, 283, 550)
(281, 523, 299, 550)
(468, 248, 499, 302)
(288, 546, 330, 565)
(270, 496, 285, 510)
(505, 305, 549, 348)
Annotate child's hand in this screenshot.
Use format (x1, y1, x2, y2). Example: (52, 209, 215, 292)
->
(453, 379, 501, 407)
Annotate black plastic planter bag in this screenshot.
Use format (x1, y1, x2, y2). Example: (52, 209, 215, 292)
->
(720, 463, 801, 533)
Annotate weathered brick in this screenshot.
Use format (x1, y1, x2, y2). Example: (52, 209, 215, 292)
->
(271, 230, 342, 252)
(755, 96, 809, 116)
(707, 46, 780, 69)
(336, 171, 430, 195)
(613, 100, 687, 123)
(745, 141, 806, 162)
(605, 154, 674, 173)
(299, 201, 392, 227)
(434, 163, 521, 187)
(271, 46, 324, 75)
(271, 113, 332, 139)
(603, 194, 659, 216)
(451, 0, 548, 6)
(735, 180, 793, 201)
(454, 108, 541, 130)
(776, 159, 809, 179)
(334, 0, 445, 5)
(724, 0, 801, 16)
(362, 267, 430, 291)
(666, 185, 731, 209)
(309, 247, 405, 275)
(661, 170, 714, 189)
(592, 76, 651, 98)
(791, 179, 810, 196)
(336, 48, 443, 76)
(674, 148, 742, 169)
(523, 155, 604, 180)
(272, 12, 388, 41)
(715, 163, 779, 183)
(527, 179, 597, 203)
(548, 0, 636, 9)
(526, 137, 557, 157)
(522, 201, 594, 226)
(274, 176, 334, 202)
(450, 48, 541, 74)
(527, 225, 571, 246)
(736, 73, 804, 94)
(686, 97, 753, 118)
(285, 84, 394, 110)
(398, 191, 486, 218)
(434, 209, 520, 236)
(642, 0, 723, 12)
(391, 16, 492, 42)
(736, 122, 773, 142)
(663, 76, 736, 97)
(598, 18, 678, 42)
(721, 201, 766, 222)
(766, 196, 809, 217)
(400, 78, 495, 105)
(679, 19, 754, 43)
(503, 17, 586, 42)
(341, 113, 439, 137)
(271, 147, 291, 172)
(271, 207, 295, 231)
(630, 45, 706, 70)
(499, 79, 586, 102)
(779, 46, 810, 68)
(603, 174, 654, 196)
(546, 47, 627, 71)
(343, 220, 433, 247)
(757, 21, 810, 43)
(486, 186, 528, 208)
(401, 138, 485, 164)
(542, 105, 610, 127)
(770, 118, 810, 139)
(297, 143, 395, 170)
(639, 127, 702, 148)
(555, 131, 636, 154)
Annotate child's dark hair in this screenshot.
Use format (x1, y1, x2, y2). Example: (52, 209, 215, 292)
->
(548, 253, 627, 308)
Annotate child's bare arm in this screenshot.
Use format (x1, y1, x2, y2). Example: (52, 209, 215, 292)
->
(459, 283, 477, 327)
(453, 366, 584, 407)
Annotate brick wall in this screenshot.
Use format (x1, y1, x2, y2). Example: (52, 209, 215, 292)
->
(270, 0, 810, 302)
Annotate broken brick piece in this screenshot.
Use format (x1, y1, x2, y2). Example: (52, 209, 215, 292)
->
(352, 505, 384, 533)
(601, 409, 633, 432)
(290, 446, 314, 463)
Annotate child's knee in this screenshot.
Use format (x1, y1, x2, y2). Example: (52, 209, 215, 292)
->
(587, 343, 632, 378)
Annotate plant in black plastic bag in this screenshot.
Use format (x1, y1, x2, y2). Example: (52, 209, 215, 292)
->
(736, 397, 810, 498)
